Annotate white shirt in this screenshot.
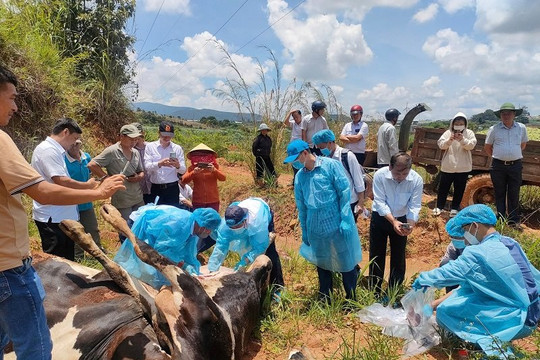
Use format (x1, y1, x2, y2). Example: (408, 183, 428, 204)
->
(301, 115, 328, 146)
(377, 121, 399, 164)
(331, 145, 365, 204)
(485, 121, 528, 161)
(371, 166, 423, 222)
(289, 121, 302, 142)
(179, 183, 193, 201)
(31, 137, 79, 222)
(341, 121, 369, 153)
(144, 140, 186, 184)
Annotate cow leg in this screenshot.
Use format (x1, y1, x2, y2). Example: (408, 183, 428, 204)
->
(59, 219, 174, 354)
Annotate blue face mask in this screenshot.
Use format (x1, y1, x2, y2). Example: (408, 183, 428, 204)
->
(320, 148, 331, 157)
(451, 238, 466, 249)
(292, 160, 304, 170)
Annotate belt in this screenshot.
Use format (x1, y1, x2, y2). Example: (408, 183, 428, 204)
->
(153, 181, 178, 189)
(493, 158, 521, 166)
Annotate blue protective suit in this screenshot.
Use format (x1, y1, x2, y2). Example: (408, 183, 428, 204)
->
(294, 156, 362, 272)
(415, 232, 540, 358)
(207, 197, 271, 272)
(114, 204, 200, 289)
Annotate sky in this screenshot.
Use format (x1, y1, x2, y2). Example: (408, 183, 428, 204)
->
(129, 0, 540, 121)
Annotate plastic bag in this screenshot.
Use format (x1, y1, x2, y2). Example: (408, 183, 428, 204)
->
(357, 288, 440, 358)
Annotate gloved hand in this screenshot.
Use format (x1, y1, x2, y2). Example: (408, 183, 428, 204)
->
(184, 264, 198, 276)
(339, 220, 352, 235)
(411, 279, 429, 292)
(234, 257, 250, 271)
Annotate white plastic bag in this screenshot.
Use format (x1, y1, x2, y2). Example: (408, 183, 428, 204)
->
(357, 289, 440, 358)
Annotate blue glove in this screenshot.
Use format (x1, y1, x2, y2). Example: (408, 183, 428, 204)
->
(234, 257, 250, 271)
(184, 264, 198, 276)
(411, 279, 429, 292)
(339, 220, 352, 235)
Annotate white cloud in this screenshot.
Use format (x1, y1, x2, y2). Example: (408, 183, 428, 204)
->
(143, 0, 192, 15)
(438, 0, 474, 14)
(413, 3, 439, 23)
(267, 0, 373, 81)
(475, 0, 540, 35)
(421, 76, 444, 98)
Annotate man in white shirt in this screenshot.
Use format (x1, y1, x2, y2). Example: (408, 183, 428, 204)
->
(340, 105, 369, 165)
(377, 108, 400, 167)
(301, 100, 329, 155)
(369, 152, 423, 297)
(144, 121, 186, 207)
(32, 118, 99, 260)
(284, 109, 303, 142)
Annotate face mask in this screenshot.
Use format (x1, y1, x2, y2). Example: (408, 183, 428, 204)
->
(320, 148, 331, 157)
(463, 223, 480, 245)
(451, 238, 466, 249)
(292, 160, 304, 170)
(229, 222, 246, 234)
(453, 125, 465, 131)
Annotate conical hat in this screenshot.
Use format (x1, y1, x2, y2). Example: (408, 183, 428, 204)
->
(188, 143, 216, 154)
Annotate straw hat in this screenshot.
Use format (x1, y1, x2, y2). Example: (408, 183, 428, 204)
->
(188, 143, 216, 155)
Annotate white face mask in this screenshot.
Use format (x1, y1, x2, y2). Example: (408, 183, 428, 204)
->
(229, 222, 246, 234)
(463, 223, 480, 245)
(453, 125, 465, 131)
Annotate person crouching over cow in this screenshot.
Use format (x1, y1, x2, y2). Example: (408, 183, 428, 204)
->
(207, 198, 285, 292)
(114, 205, 221, 289)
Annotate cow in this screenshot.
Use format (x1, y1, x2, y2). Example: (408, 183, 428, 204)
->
(4, 204, 272, 360)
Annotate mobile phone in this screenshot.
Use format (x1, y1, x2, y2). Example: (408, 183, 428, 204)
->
(197, 162, 210, 168)
(169, 152, 177, 159)
(400, 223, 411, 230)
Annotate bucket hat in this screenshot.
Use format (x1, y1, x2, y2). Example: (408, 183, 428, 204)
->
(494, 103, 523, 118)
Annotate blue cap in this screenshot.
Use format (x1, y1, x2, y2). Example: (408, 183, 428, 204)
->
(284, 139, 309, 164)
(445, 204, 497, 237)
(312, 129, 336, 145)
(225, 205, 248, 227)
(192, 208, 221, 230)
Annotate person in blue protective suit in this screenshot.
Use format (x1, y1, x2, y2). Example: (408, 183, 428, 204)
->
(413, 204, 540, 358)
(283, 139, 362, 301)
(114, 204, 221, 289)
(207, 197, 284, 287)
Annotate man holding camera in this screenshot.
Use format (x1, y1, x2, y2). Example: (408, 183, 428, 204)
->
(144, 121, 186, 207)
(369, 152, 423, 298)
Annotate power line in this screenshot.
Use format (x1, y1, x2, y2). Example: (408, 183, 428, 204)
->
(153, 0, 252, 89)
(165, 0, 306, 97)
(138, 0, 167, 56)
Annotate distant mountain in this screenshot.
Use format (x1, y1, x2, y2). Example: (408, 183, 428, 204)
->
(132, 102, 261, 122)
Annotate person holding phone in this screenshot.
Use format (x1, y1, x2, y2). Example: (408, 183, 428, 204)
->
(182, 143, 226, 252)
(369, 152, 423, 299)
(433, 112, 477, 217)
(144, 121, 186, 207)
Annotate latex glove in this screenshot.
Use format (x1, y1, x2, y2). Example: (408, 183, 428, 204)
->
(339, 220, 352, 235)
(411, 279, 429, 292)
(184, 264, 198, 276)
(234, 258, 249, 271)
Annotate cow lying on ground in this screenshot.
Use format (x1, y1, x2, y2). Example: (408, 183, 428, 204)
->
(4, 204, 272, 360)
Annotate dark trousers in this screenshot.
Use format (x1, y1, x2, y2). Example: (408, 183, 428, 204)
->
(35, 219, 75, 261)
(309, 147, 323, 156)
(490, 159, 522, 224)
(353, 152, 366, 166)
(317, 266, 359, 301)
(255, 155, 276, 179)
(368, 211, 407, 295)
(436, 171, 469, 210)
(150, 182, 180, 207)
(350, 201, 359, 222)
(143, 193, 154, 204)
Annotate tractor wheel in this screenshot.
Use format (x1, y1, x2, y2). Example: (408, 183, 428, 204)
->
(460, 174, 495, 208)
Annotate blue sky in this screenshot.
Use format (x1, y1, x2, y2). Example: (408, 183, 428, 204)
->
(129, 0, 540, 121)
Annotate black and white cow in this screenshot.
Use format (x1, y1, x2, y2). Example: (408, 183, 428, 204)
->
(4, 204, 272, 360)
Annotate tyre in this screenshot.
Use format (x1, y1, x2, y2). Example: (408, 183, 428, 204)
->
(460, 173, 495, 208)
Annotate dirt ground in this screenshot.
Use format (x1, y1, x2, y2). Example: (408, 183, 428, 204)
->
(28, 161, 538, 360)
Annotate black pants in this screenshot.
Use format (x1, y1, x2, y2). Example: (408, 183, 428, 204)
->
(353, 152, 366, 166)
(436, 171, 469, 210)
(368, 211, 407, 295)
(490, 159, 522, 224)
(35, 219, 75, 261)
(150, 182, 180, 207)
(317, 266, 359, 301)
(255, 155, 276, 179)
